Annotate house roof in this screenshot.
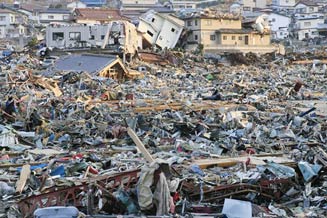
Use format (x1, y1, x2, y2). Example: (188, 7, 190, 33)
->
(54, 54, 118, 74)
(295, 1, 319, 7)
(41, 8, 71, 14)
(74, 8, 129, 21)
(20, 3, 45, 12)
(0, 9, 14, 14)
(80, 0, 107, 6)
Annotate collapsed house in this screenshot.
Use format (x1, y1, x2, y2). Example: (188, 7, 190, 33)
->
(46, 21, 138, 58)
(53, 54, 129, 80)
(137, 10, 184, 49)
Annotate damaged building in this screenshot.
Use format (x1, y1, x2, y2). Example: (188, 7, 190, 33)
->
(53, 54, 129, 80)
(182, 10, 283, 54)
(137, 10, 184, 49)
(46, 21, 138, 58)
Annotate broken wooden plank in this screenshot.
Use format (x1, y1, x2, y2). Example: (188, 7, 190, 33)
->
(194, 156, 295, 169)
(16, 164, 31, 193)
(127, 127, 154, 163)
(0, 161, 48, 169)
(292, 60, 327, 65)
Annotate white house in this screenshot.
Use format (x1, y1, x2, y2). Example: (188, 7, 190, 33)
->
(171, 0, 221, 10)
(236, 0, 269, 12)
(67, 1, 87, 11)
(266, 13, 291, 39)
(137, 10, 184, 49)
(0, 9, 27, 39)
(238, 0, 255, 12)
(121, 0, 159, 11)
(271, 0, 296, 12)
(39, 9, 71, 25)
(294, 15, 324, 40)
(294, 1, 320, 14)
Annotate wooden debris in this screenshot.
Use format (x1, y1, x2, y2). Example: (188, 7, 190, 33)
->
(127, 127, 154, 163)
(16, 164, 31, 193)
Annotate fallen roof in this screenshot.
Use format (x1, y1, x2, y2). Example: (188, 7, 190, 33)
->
(54, 54, 118, 74)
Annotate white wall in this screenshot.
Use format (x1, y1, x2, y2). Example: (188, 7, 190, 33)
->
(67, 1, 87, 10)
(0, 26, 6, 38)
(138, 12, 183, 49)
(156, 19, 183, 48)
(0, 12, 16, 26)
(272, 0, 295, 7)
(39, 13, 70, 23)
(268, 13, 291, 31)
(295, 3, 319, 14)
(296, 18, 324, 30)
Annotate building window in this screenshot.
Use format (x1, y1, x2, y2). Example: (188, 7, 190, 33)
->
(223, 36, 227, 40)
(195, 20, 198, 26)
(243, 7, 251, 11)
(48, 15, 54, 19)
(304, 21, 311, 27)
(232, 36, 236, 40)
(206, 20, 212, 25)
(0, 16, 5, 21)
(239, 36, 242, 40)
(147, 30, 154, 37)
(271, 18, 275, 22)
(101, 35, 105, 39)
(187, 5, 192, 8)
(187, 20, 192, 26)
(52, 32, 64, 40)
(90, 35, 95, 40)
(69, 32, 81, 41)
(63, 15, 69, 20)
(286, 0, 289, 3)
(135, 1, 138, 3)
(194, 34, 198, 40)
(210, 35, 216, 41)
(309, 7, 314, 12)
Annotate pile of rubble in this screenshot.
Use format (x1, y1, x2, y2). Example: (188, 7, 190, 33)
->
(0, 50, 327, 218)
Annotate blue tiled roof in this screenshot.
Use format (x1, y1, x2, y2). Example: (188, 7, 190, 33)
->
(54, 54, 117, 74)
(81, 0, 107, 6)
